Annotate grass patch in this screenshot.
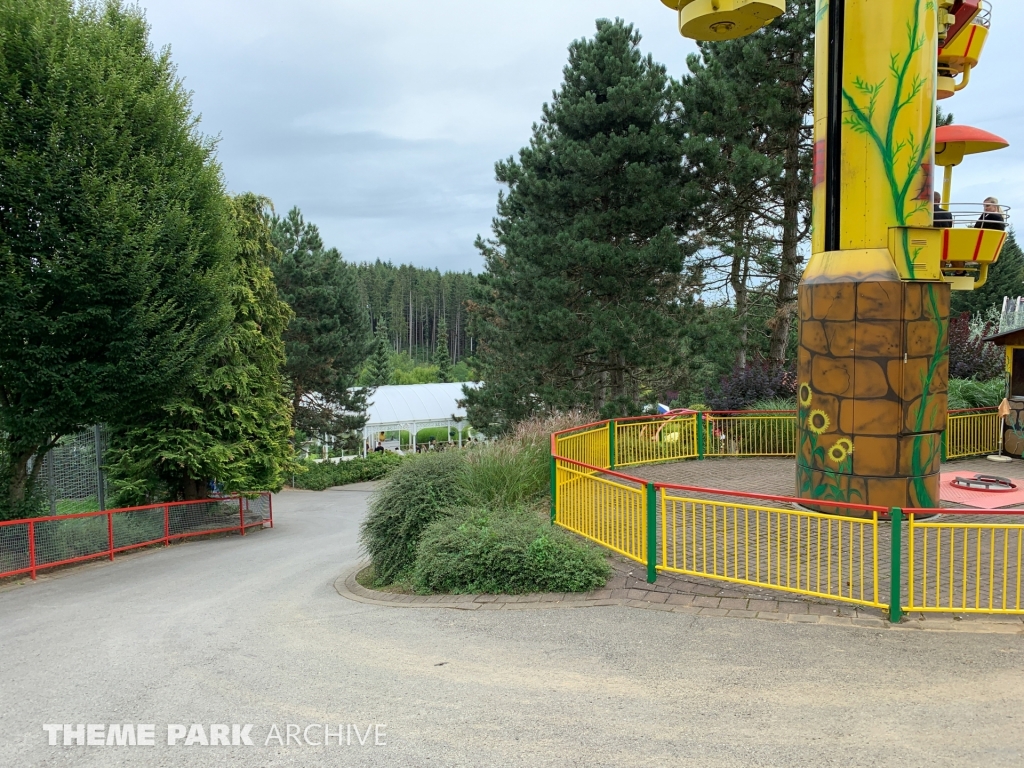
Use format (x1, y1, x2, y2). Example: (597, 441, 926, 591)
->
(356, 564, 413, 594)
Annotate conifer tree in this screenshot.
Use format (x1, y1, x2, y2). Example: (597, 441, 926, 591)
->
(366, 326, 395, 387)
(271, 208, 370, 438)
(466, 19, 691, 430)
(433, 318, 453, 383)
(107, 195, 297, 503)
(676, 0, 814, 365)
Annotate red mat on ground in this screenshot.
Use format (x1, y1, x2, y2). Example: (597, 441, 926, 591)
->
(939, 472, 1024, 509)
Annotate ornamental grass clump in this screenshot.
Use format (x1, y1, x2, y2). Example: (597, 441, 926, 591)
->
(411, 506, 609, 595)
(461, 441, 549, 507)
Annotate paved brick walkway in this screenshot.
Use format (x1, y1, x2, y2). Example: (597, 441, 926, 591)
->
(339, 557, 1024, 633)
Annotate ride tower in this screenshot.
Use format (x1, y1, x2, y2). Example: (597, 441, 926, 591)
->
(658, 0, 1008, 509)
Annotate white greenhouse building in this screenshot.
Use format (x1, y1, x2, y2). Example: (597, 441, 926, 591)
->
(360, 382, 478, 456)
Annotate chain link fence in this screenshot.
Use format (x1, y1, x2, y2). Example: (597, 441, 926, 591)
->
(34, 426, 109, 515)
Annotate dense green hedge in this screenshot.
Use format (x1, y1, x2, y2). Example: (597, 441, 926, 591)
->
(412, 506, 609, 594)
(293, 452, 403, 491)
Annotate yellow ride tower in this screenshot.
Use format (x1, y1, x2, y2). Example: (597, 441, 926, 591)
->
(659, 0, 1009, 509)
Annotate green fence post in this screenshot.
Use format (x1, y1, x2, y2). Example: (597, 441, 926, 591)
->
(609, 420, 617, 470)
(696, 411, 706, 460)
(550, 454, 557, 526)
(889, 508, 903, 624)
(646, 483, 658, 584)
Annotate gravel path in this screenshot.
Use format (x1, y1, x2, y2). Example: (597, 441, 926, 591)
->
(2, 487, 1024, 767)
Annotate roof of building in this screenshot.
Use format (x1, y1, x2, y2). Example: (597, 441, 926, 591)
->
(363, 382, 476, 430)
(984, 327, 1024, 347)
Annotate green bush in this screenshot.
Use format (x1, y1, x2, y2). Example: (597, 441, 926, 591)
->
(412, 506, 609, 594)
(948, 377, 1005, 410)
(360, 451, 471, 584)
(293, 452, 403, 491)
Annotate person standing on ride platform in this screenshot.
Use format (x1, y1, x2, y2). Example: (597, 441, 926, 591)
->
(974, 197, 1007, 231)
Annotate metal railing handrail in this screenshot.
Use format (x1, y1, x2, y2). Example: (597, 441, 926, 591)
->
(654, 481, 888, 516)
(551, 408, 1017, 620)
(976, 0, 992, 28)
(0, 493, 273, 582)
(0, 494, 261, 528)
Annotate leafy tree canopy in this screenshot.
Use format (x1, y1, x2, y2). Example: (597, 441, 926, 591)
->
(0, 0, 234, 517)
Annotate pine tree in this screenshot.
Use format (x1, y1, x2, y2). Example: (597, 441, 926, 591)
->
(433, 318, 453, 383)
(366, 325, 395, 386)
(466, 19, 691, 430)
(271, 208, 371, 438)
(676, 0, 814, 365)
(107, 195, 297, 503)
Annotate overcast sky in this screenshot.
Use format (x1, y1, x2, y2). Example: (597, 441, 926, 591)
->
(138, 0, 1024, 274)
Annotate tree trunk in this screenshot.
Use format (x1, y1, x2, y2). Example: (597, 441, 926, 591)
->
(7, 449, 36, 510)
(768, 126, 804, 364)
(729, 230, 752, 368)
(182, 477, 209, 501)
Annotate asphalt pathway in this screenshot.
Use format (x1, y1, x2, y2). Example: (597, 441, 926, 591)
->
(1, 487, 1023, 767)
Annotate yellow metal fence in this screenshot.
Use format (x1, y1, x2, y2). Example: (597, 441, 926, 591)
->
(550, 409, 1022, 619)
(554, 458, 646, 564)
(945, 409, 1001, 460)
(906, 515, 1024, 614)
(660, 493, 885, 609)
(555, 424, 610, 471)
(702, 413, 797, 457)
(615, 415, 699, 467)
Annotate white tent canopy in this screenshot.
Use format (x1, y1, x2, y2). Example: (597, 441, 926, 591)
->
(362, 383, 477, 454)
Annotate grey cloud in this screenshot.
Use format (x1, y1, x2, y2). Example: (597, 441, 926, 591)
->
(139, 1, 1024, 272)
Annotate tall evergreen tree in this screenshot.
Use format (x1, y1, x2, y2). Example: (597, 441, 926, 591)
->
(0, 0, 234, 517)
(271, 208, 370, 439)
(433, 318, 453, 383)
(676, 0, 814, 365)
(466, 19, 692, 430)
(107, 194, 297, 503)
(366, 326, 395, 387)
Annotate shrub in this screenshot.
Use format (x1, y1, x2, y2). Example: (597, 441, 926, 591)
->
(360, 451, 471, 584)
(948, 312, 1004, 381)
(706, 359, 797, 411)
(293, 452, 403, 491)
(412, 506, 609, 594)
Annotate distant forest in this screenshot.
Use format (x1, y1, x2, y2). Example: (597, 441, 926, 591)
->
(355, 261, 476, 364)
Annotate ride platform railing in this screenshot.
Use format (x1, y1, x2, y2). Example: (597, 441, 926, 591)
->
(0, 493, 272, 581)
(551, 410, 1019, 621)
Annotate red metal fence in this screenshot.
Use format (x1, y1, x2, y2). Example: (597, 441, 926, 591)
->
(0, 493, 272, 581)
